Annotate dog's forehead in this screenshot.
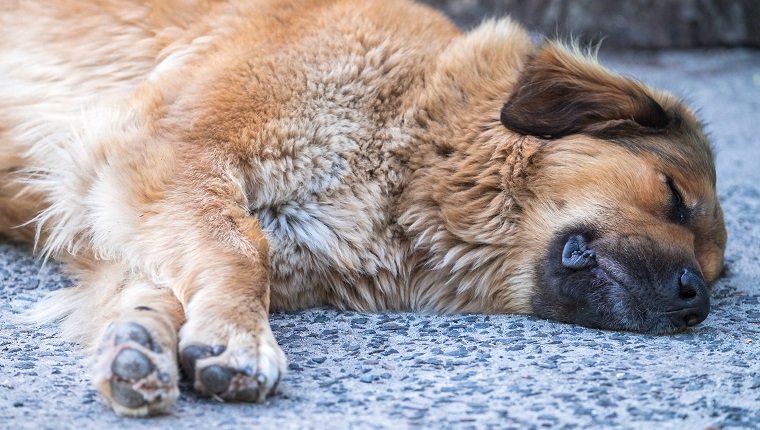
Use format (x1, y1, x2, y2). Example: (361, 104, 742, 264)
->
(588, 109, 716, 188)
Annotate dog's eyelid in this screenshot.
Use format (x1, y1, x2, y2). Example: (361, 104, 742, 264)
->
(666, 176, 683, 202)
(664, 175, 690, 225)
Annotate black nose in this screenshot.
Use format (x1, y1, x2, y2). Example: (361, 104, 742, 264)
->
(666, 268, 710, 329)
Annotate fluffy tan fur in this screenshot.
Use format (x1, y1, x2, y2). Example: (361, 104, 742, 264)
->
(0, 0, 725, 417)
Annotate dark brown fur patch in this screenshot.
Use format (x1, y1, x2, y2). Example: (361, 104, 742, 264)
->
(500, 44, 669, 139)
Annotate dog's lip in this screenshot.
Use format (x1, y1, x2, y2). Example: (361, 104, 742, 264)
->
(640, 318, 685, 334)
(664, 306, 704, 315)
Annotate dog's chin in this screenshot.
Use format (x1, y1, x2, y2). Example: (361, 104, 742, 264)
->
(534, 265, 687, 335)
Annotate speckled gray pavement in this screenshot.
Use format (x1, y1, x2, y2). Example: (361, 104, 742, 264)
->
(1, 49, 759, 429)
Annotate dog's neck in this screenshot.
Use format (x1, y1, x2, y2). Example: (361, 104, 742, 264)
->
(390, 26, 540, 313)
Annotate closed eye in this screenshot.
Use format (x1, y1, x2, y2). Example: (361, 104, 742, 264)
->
(666, 176, 689, 225)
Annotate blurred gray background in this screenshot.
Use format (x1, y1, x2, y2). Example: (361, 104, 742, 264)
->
(422, 0, 760, 48)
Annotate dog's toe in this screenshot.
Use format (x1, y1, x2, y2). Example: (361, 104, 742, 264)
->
(110, 379, 148, 408)
(113, 322, 161, 352)
(179, 329, 285, 403)
(112, 347, 154, 380)
(93, 321, 179, 417)
(179, 344, 225, 376)
(199, 365, 233, 394)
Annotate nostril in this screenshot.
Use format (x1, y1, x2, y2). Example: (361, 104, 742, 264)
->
(667, 268, 710, 329)
(678, 268, 704, 301)
(679, 286, 697, 299)
(678, 270, 698, 300)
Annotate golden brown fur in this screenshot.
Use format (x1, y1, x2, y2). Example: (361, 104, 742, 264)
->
(0, 0, 725, 417)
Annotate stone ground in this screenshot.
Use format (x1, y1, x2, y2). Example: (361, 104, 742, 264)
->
(1, 49, 759, 430)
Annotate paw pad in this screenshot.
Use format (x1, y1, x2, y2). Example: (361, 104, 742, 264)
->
(199, 365, 233, 394)
(180, 343, 278, 402)
(112, 348, 154, 380)
(94, 321, 178, 415)
(114, 322, 161, 353)
(179, 344, 226, 377)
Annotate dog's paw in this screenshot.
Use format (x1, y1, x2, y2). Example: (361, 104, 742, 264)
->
(179, 327, 285, 402)
(92, 322, 179, 417)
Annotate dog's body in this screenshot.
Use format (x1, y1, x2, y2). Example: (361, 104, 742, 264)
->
(0, 0, 726, 417)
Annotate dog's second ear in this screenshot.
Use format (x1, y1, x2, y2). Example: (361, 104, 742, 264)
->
(500, 44, 669, 139)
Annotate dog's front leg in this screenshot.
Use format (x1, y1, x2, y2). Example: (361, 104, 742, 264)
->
(176, 228, 285, 402)
(162, 175, 286, 402)
(89, 275, 184, 417)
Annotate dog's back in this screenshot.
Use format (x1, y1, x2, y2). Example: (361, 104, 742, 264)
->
(0, 0, 454, 245)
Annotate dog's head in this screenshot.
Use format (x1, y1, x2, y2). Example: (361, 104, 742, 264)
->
(497, 44, 727, 333)
(400, 21, 725, 333)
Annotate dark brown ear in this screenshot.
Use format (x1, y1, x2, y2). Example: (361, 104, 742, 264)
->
(500, 44, 669, 139)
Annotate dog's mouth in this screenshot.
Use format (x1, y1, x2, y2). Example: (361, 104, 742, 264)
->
(533, 232, 711, 334)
